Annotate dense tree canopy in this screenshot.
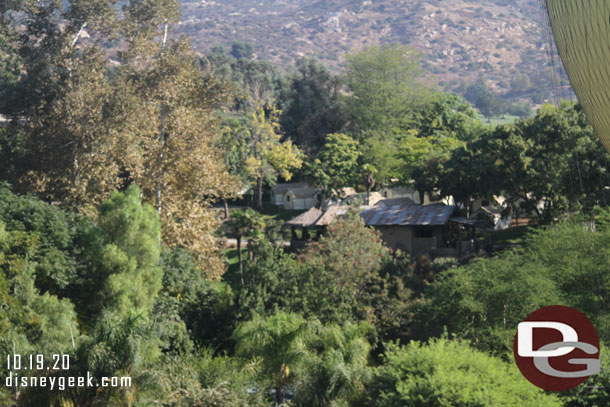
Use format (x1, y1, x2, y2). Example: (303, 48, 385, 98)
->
(305, 133, 361, 198)
(345, 44, 430, 136)
(368, 339, 561, 407)
(281, 58, 348, 152)
(1, 5, 609, 403)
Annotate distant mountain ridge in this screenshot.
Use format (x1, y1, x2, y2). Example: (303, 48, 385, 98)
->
(176, 0, 561, 103)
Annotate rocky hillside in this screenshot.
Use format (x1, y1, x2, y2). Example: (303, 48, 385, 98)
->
(176, 0, 564, 102)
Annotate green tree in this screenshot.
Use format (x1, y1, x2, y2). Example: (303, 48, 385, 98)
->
(518, 102, 610, 221)
(230, 41, 254, 60)
(415, 251, 562, 353)
(224, 208, 266, 285)
(368, 339, 562, 407)
(281, 58, 347, 152)
(243, 100, 304, 210)
(66, 186, 164, 406)
(306, 133, 361, 199)
(0, 221, 80, 406)
(0, 28, 20, 114)
(465, 80, 503, 118)
(297, 322, 373, 407)
(412, 92, 480, 141)
(399, 134, 463, 203)
(345, 44, 430, 136)
(2, 0, 235, 279)
(234, 312, 312, 405)
(95, 185, 162, 318)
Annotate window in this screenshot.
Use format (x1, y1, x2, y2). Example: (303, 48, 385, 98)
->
(414, 227, 433, 238)
(286, 195, 291, 202)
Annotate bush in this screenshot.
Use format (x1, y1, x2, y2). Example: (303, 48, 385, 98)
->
(367, 338, 562, 407)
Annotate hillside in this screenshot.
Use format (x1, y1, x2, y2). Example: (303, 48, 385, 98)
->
(176, 0, 564, 103)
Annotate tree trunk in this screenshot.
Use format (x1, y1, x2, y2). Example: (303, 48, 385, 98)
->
(237, 236, 244, 286)
(276, 380, 286, 406)
(256, 176, 263, 211)
(418, 190, 425, 205)
(155, 25, 169, 214)
(248, 241, 254, 262)
(223, 198, 229, 219)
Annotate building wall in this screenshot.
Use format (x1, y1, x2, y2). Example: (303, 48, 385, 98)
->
(283, 194, 318, 210)
(373, 225, 449, 256)
(374, 225, 413, 252)
(381, 187, 419, 201)
(270, 191, 284, 206)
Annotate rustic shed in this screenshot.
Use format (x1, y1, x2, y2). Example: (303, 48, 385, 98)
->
(360, 204, 476, 257)
(270, 182, 310, 206)
(282, 187, 322, 210)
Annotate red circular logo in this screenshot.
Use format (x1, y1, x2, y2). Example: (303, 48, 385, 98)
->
(513, 305, 600, 391)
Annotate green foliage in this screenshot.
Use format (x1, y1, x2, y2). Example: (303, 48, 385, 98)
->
(297, 322, 373, 407)
(0, 127, 27, 185)
(153, 247, 234, 353)
(412, 93, 480, 141)
(234, 240, 305, 319)
(345, 44, 430, 135)
(361, 92, 476, 194)
(234, 312, 312, 405)
(417, 212, 610, 354)
(95, 185, 162, 318)
(399, 131, 464, 200)
(368, 338, 561, 407)
(306, 133, 361, 196)
(281, 58, 348, 152)
(0, 31, 20, 114)
(440, 102, 610, 219)
(0, 182, 89, 295)
(465, 80, 504, 118)
(235, 214, 420, 341)
(234, 312, 374, 407)
(231, 41, 254, 60)
(561, 343, 610, 407)
(415, 251, 562, 353)
(146, 351, 265, 406)
(0, 220, 80, 405)
(239, 100, 304, 209)
(519, 102, 610, 220)
(225, 208, 266, 282)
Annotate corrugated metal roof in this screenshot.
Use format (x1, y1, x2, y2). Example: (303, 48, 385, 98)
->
(449, 217, 477, 226)
(376, 197, 416, 207)
(360, 204, 455, 226)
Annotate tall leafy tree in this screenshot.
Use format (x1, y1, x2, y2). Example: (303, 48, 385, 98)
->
(465, 80, 504, 118)
(224, 208, 266, 285)
(234, 312, 312, 405)
(345, 44, 430, 136)
(297, 322, 373, 407)
(118, 39, 235, 277)
(95, 185, 162, 318)
(305, 133, 361, 199)
(2, 0, 236, 277)
(242, 99, 303, 210)
(281, 58, 348, 152)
